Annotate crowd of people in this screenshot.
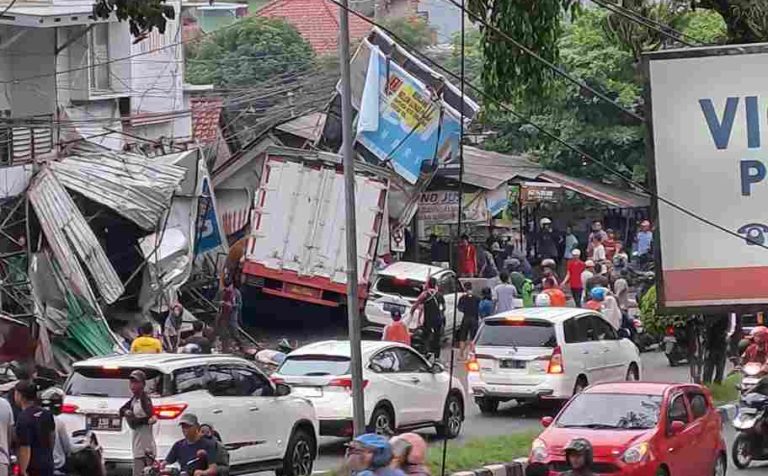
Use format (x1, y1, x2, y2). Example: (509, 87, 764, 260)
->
(343, 432, 430, 476)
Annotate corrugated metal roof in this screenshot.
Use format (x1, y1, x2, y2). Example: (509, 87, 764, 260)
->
(28, 169, 125, 304)
(50, 151, 187, 230)
(539, 170, 649, 209)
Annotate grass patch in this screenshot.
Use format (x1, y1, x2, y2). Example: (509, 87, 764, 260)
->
(426, 432, 537, 475)
(706, 372, 741, 405)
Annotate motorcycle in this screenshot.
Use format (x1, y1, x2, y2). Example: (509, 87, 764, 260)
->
(11, 429, 106, 476)
(731, 370, 768, 469)
(663, 325, 688, 367)
(142, 450, 207, 476)
(631, 318, 658, 353)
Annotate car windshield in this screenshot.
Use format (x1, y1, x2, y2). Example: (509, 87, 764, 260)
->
(65, 367, 165, 398)
(374, 276, 423, 299)
(476, 320, 556, 347)
(557, 393, 663, 430)
(278, 355, 351, 376)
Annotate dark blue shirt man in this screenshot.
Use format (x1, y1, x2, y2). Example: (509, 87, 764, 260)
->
(14, 380, 55, 476)
(165, 413, 218, 476)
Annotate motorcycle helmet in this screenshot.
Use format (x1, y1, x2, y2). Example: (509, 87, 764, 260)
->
(535, 293, 552, 307)
(590, 287, 607, 302)
(564, 438, 594, 467)
(540, 217, 552, 227)
(390, 433, 427, 465)
(40, 387, 64, 415)
(751, 326, 768, 344)
(352, 433, 392, 468)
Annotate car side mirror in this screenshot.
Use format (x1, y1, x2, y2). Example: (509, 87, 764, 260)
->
(541, 416, 553, 428)
(431, 362, 445, 374)
(669, 420, 685, 435)
(275, 383, 291, 397)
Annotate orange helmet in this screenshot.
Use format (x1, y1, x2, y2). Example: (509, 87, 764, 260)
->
(751, 326, 768, 344)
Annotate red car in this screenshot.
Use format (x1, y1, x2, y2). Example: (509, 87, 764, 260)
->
(530, 382, 727, 476)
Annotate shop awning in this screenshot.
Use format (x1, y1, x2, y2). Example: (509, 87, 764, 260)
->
(442, 146, 649, 209)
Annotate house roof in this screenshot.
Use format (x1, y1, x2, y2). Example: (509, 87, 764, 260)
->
(256, 0, 371, 54)
(190, 96, 224, 145)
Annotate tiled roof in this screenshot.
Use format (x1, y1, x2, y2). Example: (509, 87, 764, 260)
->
(256, 0, 371, 54)
(190, 97, 224, 145)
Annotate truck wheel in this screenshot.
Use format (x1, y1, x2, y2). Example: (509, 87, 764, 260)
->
(277, 428, 315, 476)
(477, 398, 499, 414)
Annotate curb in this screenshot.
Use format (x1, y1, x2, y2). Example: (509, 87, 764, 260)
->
(451, 461, 527, 476)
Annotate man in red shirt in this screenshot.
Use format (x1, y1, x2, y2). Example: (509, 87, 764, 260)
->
(457, 234, 477, 277)
(562, 249, 586, 307)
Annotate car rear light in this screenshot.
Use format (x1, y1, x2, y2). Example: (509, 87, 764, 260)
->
(11, 463, 19, 476)
(547, 346, 564, 374)
(61, 403, 79, 414)
(329, 377, 369, 390)
(153, 403, 188, 420)
(466, 358, 480, 372)
(665, 326, 675, 336)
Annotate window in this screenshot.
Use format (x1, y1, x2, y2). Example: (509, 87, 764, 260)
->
(557, 393, 662, 430)
(206, 365, 238, 397)
(564, 317, 589, 343)
(393, 348, 430, 373)
(374, 277, 423, 298)
(173, 366, 207, 395)
(438, 273, 457, 295)
(476, 319, 557, 348)
(278, 355, 350, 376)
(687, 392, 709, 419)
(668, 395, 689, 425)
(370, 350, 400, 373)
(230, 365, 271, 397)
(65, 367, 165, 398)
(590, 316, 618, 341)
(89, 23, 110, 91)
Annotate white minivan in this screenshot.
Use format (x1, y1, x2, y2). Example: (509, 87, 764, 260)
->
(467, 308, 641, 413)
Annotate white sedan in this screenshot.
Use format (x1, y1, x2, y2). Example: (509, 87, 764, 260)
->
(272, 340, 466, 438)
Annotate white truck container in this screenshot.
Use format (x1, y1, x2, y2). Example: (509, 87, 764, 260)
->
(243, 148, 389, 307)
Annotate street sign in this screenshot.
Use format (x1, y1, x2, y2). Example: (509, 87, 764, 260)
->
(520, 182, 562, 204)
(646, 44, 768, 309)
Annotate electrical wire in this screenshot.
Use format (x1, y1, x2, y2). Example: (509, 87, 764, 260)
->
(0, 0, 18, 19)
(437, 0, 644, 122)
(325, 0, 768, 253)
(590, 0, 704, 46)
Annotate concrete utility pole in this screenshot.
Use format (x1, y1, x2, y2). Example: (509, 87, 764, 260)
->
(338, 0, 366, 436)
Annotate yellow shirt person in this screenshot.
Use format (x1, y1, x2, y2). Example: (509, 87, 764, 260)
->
(131, 322, 163, 353)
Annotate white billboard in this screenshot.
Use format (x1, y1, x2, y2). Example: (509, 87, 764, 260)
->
(647, 45, 768, 308)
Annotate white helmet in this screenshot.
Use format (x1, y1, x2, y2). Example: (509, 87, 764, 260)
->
(540, 217, 552, 226)
(535, 293, 552, 307)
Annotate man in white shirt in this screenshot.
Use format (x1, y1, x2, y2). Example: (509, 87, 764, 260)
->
(492, 272, 518, 313)
(0, 396, 12, 476)
(580, 260, 595, 307)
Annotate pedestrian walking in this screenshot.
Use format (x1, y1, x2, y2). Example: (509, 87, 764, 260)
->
(587, 220, 608, 257)
(0, 390, 13, 476)
(492, 272, 518, 313)
(183, 321, 213, 354)
(131, 322, 162, 354)
(590, 235, 606, 264)
(580, 261, 595, 307)
(410, 278, 445, 359)
(478, 245, 498, 279)
(163, 303, 185, 352)
(563, 225, 579, 262)
(457, 282, 480, 361)
(703, 313, 729, 385)
(216, 277, 238, 352)
(457, 234, 477, 278)
(536, 218, 559, 264)
(382, 309, 411, 346)
(7, 362, 36, 422)
(478, 287, 494, 319)
(14, 380, 56, 476)
(562, 250, 586, 308)
(119, 370, 157, 476)
(634, 220, 653, 257)
(39, 388, 70, 476)
(603, 230, 618, 261)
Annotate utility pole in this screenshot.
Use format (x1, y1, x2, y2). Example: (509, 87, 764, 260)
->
(338, 0, 366, 436)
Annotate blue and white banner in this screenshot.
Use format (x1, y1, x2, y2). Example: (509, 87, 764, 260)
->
(356, 50, 460, 184)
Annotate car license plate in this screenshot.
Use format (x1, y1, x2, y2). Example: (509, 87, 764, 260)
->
(86, 414, 122, 431)
(292, 386, 323, 398)
(500, 359, 526, 369)
(285, 283, 321, 299)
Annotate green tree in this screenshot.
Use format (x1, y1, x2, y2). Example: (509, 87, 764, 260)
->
(381, 16, 437, 50)
(185, 17, 315, 87)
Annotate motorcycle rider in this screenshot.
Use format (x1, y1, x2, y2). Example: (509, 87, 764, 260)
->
(741, 326, 768, 369)
(344, 433, 405, 476)
(561, 438, 594, 476)
(39, 388, 71, 476)
(389, 433, 429, 476)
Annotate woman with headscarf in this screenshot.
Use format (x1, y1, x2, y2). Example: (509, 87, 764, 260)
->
(163, 303, 185, 352)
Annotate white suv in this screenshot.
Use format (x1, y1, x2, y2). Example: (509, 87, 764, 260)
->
(365, 262, 462, 335)
(272, 341, 466, 439)
(467, 308, 641, 413)
(60, 353, 319, 476)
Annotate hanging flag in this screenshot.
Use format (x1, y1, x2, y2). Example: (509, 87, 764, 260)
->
(357, 45, 381, 134)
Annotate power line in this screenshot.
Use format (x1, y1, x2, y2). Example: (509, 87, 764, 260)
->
(590, 0, 702, 46)
(0, 0, 18, 19)
(325, 0, 768, 253)
(436, 0, 644, 122)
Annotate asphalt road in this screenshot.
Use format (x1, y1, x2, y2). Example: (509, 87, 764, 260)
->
(311, 350, 767, 475)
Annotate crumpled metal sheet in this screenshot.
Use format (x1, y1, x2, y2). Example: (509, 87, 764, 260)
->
(50, 151, 187, 230)
(28, 169, 125, 304)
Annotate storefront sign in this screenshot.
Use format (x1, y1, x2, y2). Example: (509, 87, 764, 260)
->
(520, 183, 563, 204)
(418, 191, 489, 224)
